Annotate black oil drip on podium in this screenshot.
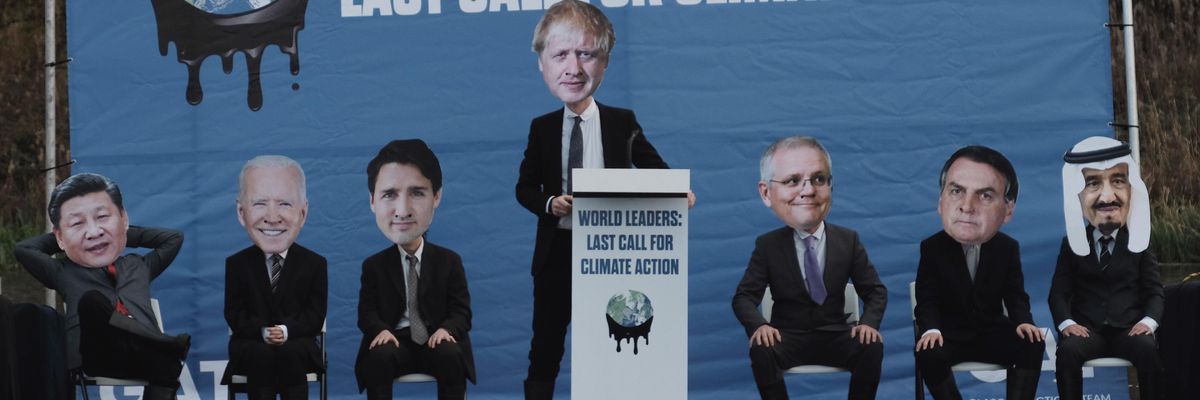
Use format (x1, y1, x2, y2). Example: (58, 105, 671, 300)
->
(150, 0, 308, 111)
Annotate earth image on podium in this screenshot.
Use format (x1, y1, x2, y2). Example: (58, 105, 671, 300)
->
(606, 290, 654, 354)
(185, 0, 275, 14)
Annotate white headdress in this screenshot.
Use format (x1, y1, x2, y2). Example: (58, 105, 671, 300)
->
(1061, 136, 1150, 256)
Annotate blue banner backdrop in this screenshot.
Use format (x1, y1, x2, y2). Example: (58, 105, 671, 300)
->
(67, 0, 1120, 398)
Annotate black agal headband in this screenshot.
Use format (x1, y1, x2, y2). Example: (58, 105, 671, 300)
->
(1062, 141, 1131, 164)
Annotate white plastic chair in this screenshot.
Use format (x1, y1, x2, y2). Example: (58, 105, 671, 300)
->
(761, 284, 861, 374)
(909, 282, 1007, 399)
(226, 321, 327, 400)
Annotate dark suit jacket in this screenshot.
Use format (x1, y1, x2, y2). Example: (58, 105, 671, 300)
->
(915, 231, 1034, 338)
(14, 226, 182, 369)
(354, 242, 475, 390)
(222, 243, 327, 384)
(1049, 226, 1164, 331)
(515, 103, 669, 276)
(732, 224, 888, 335)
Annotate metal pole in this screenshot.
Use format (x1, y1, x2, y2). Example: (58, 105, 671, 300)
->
(44, 0, 58, 308)
(1121, 0, 1140, 163)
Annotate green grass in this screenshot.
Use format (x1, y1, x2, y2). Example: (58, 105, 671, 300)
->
(1109, 0, 1200, 263)
(1149, 201, 1200, 263)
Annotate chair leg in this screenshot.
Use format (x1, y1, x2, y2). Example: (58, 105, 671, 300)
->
(76, 370, 90, 400)
(915, 367, 923, 400)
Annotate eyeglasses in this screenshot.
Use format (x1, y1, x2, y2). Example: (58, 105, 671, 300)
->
(769, 174, 832, 188)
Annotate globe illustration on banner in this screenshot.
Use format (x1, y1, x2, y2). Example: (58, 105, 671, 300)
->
(185, 0, 275, 14)
(606, 290, 654, 354)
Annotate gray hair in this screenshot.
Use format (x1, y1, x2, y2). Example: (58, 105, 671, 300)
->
(238, 155, 307, 203)
(759, 136, 833, 182)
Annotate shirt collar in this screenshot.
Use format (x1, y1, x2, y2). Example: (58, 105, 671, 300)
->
(399, 238, 425, 264)
(564, 99, 599, 122)
(793, 222, 826, 243)
(1090, 227, 1116, 244)
(264, 249, 290, 263)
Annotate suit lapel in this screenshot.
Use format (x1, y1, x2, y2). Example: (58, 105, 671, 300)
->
(1108, 227, 1132, 276)
(246, 247, 273, 301)
(598, 102, 625, 168)
(275, 246, 300, 297)
(383, 246, 407, 311)
(777, 228, 808, 298)
(417, 246, 434, 301)
(821, 226, 841, 296)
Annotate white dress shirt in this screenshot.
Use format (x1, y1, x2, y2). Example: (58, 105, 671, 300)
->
(545, 99, 604, 230)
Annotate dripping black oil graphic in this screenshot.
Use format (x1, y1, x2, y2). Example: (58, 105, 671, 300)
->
(150, 0, 309, 111)
(606, 290, 653, 355)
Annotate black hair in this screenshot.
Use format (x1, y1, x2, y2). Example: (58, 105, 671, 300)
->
(48, 173, 124, 228)
(939, 145, 1019, 202)
(367, 139, 443, 194)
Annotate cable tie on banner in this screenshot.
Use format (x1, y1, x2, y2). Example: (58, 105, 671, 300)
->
(40, 159, 76, 173)
(44, 57, 73, 68)
(1104, 22, 1133, 29)
(1108, 122, 1139, 129)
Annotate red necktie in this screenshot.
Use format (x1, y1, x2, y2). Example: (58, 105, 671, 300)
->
(105, 264, 131, 317)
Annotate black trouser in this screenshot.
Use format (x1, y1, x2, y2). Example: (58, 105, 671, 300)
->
(77, 291, 182, 388)
(527, 231, 572, 383)
(748, 329, 884, 400)
(357, 328, 467, 398)
(1056, 325, 1163, 400)
(233, 337, 316, 389)
(916, 327, 1045, 386)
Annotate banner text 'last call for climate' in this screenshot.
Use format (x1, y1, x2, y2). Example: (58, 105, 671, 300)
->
(342, 0, 828, 17)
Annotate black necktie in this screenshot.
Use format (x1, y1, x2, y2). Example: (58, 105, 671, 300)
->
(269, 254, 283, 294)
(567, 116, 583, 194)
(1098, 237, 1113, 270)
(405, 255, 429, 344)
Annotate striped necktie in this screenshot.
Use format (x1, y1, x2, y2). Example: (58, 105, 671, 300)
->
(269, 254, 283, 293)
(1098, 237, 1113, 270)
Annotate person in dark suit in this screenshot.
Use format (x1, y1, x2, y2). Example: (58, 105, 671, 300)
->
(731, 136, 887, 400)
(222, 156, 327, 400)
(13, 173, 189, 400)
(355, 139, 474, 400)
(515, 1, 694, 398)
(1050, 137, 1164, 400)
(914, 146, 1044, 400)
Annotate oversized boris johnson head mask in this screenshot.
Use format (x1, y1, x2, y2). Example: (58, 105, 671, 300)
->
(1061, 136, 1150, 256)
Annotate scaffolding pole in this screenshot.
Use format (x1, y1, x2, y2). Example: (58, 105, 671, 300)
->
(44, 0, 58, 307)
(1120, 0, 1141, 162)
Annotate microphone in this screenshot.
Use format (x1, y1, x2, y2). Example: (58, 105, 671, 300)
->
(626, 128, 641, 168)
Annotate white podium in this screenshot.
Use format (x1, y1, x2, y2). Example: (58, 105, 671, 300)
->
(570, 168, 689, 400)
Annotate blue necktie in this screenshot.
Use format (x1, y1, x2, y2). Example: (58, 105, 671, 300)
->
(803, 236, 826, 304)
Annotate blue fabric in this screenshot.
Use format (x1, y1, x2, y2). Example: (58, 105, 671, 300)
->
(67, 0, 1121, 398)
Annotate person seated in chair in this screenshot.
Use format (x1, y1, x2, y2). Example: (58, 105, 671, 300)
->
(914, 146, 1044, 400)
(14, 173, 190, 400)
(355, 139, 475, 400)
(732, 136, 887, 400)
(222, 156, 327, 400)
(1050, 136, 1164, 400)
